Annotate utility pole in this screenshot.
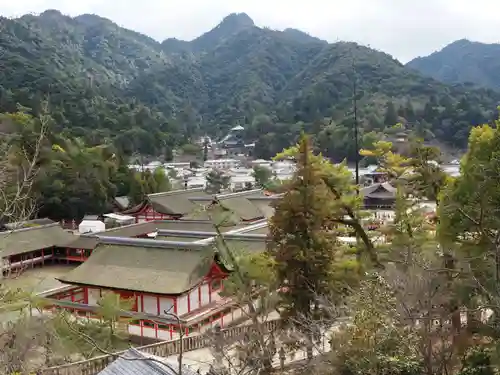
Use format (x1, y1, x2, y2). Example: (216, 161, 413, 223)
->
(352, 58, 360, 189)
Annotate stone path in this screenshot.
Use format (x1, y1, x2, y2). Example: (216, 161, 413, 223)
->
(166, 316, 346, 374)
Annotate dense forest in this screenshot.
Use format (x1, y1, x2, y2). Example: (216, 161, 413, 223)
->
(1, 10, 500, 160)
(0, 109, 171, 222)
(407, 39, 500, 91)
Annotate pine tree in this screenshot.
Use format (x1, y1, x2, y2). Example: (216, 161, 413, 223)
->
(384, 100, 398, 126)
(205, 169, 230, 194)
(268, 135, 338, 323)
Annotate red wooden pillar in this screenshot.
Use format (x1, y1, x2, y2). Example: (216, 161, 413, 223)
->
(208, 281, 212, 303)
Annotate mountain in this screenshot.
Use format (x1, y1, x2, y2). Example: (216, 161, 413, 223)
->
(282, 28, 327, 44)
(407, 39, 500, 91)
(161, 13, 255, 53)
(0, 10, 499, 161)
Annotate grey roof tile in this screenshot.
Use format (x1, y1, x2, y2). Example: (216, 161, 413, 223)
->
(97, 348, 199, 375)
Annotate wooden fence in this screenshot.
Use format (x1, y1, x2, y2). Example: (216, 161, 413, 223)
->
(42, 319, 280, 375)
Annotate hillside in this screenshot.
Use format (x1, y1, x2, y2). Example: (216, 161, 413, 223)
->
(407, 39, 500, 91)
(0, 10, 499, 160)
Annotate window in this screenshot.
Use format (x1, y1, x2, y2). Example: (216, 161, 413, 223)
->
(158, 324, 169, 331)
(211, 279, 222, 291)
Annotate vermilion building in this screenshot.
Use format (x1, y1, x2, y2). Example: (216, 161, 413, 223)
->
(49, 221, 269, 340)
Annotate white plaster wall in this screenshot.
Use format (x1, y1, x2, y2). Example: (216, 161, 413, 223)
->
(200, 283, 210, 306)
(157, 329, 171, 340)
(87, 288, 101, 305)
(176, 294, 188, 315)
(189, 288, 199, 311)
(142, 326, 156, 339)
(211, 287, 221, 302)
(128, 325, 141, 336)
(143, 295, 157, 314)
(159, 297, 174, 316)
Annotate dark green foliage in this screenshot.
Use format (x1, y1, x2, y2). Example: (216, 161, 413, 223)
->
(2, 110, 170, 221)
(0, 11, 180, 156)
(1, 11, 499, 161)
(205, 170, 230, 194)
(268, 136, 339, 322)
(458, 347, 495, 375)
(252, 165, 273, 188)
(407, 39, 500, 91)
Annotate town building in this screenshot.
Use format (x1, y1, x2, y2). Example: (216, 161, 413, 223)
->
(204, 158, 241, 169)
(360, 182, 397, 210)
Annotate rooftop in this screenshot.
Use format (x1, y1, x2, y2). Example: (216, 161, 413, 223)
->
(97, 347, 198, 375)
(360, 182, 397, 199)
(0, 223, 75, 257)
(58, 237, 214, 295)
(147, 188, 212, 215)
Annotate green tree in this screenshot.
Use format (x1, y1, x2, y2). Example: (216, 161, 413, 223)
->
(331, 276, 422, 375)
(267, 135, 341, 350)
(205, 169, 230, 194)
(252, 165, 272, 188)
(384, 100, 399, 126)
(439, 122, 500, 337)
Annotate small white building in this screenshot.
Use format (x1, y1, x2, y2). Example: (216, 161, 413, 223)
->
(204, 158, 241, 169)
(230, 175, 255, 191)
(251, 159, 273, 169)
(78, 220, 105, 234)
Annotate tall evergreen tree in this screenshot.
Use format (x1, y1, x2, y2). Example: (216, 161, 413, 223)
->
(384, 100, 398, 126)
(205, 169, 230, 194)
(268, 135, 338, 324)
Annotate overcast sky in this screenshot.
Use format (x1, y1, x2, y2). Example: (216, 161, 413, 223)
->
(1, 0, 499, 63)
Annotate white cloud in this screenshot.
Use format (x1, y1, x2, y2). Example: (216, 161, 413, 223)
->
(1, 0, 500, 62)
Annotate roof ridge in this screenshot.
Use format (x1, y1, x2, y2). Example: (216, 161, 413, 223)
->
(222, 233, 267, 241)
(215, 189, 263, 200)
(0, 222, 62, 235)
(148, 187, 205, 198)
(96, 236, 210, 250)
(246, 194, 283, 200)
(156, 229, 216, 237)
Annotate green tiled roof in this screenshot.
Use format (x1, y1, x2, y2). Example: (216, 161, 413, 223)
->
(0, 223, 75, 257)
(58, 238, 214, 295)
(147, 188, 212, 215)
(187, 190, 266, 222)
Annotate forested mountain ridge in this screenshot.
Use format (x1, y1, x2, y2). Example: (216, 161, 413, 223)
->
(407, 39, 500, 91)
(1, 10, 499, 160)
